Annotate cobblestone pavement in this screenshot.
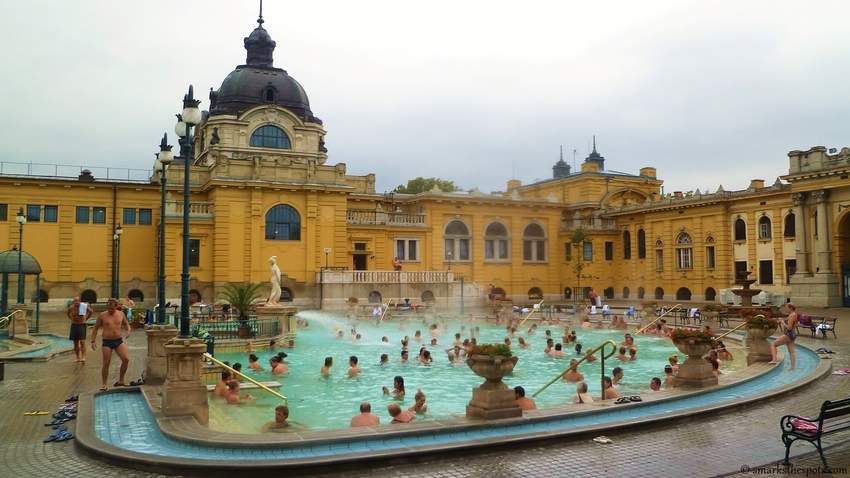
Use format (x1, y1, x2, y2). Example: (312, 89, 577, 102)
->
(2, 309, 849, 478)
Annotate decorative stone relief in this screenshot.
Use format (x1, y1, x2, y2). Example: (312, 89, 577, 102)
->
(812, 189, 829, 203)
(791, 192, 805, 206)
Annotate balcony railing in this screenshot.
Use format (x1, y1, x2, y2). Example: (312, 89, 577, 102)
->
(346, 209, 427, 227)
(318, 270, 453, 284)
(165, 200, 215, 220)
(561, 217, 618, 232)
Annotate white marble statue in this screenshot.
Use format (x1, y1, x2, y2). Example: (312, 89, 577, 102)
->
(268, 255, 282, 306)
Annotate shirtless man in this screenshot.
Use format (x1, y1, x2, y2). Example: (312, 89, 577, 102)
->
(269, 356, 289, 375)
(348, 356, 362, 376)
(561, 359, 585, 382)
(321, 357, 333, 376)
(261, 405, 307, 433)
(350, 402, 380, 427)
(67, 296, 93, 362)
(91, 298, 131, 390)
(548, 343, 566, 357)
(615, 346, 629, 361)
(213, 370, 232, 398)
(612, 367, 624, 385)
(514, 386, 537, 411)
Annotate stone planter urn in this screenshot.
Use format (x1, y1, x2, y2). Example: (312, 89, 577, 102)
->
(746, 325, 777, 365)
(671, 339, 717, 388)
(702, 310, 720, 330)
(643, 307, 656, 318)
(465, 355, 522, 419)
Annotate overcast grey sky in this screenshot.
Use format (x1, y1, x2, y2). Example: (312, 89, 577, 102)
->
(1, 1, 848, 195)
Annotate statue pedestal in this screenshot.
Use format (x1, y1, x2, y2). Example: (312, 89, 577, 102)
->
(671, 339, 718, 388)
(255, 305, 299, 340)
(162, 338, 209, 426)
(10, 305, 28, 338)
(466, 388, 522, 419)
(145, 325, 179, 385)
(746, 326, 776, 366)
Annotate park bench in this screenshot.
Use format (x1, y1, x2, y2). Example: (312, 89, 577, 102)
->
(780, 397, 850, 472)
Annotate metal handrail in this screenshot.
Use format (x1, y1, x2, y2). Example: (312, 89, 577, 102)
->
(533, 339, 618, 398)
(0, 309, 24, 330)
(204, 353, 287, 402)
(636, 304, 683, 334)
(519, 300, 544, 326)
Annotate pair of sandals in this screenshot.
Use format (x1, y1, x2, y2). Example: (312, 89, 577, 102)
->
(44, 426, 74, 443)
(593, 436, 613, 444)
(615, 396, 643, 404)
(23, 410, 50, 416)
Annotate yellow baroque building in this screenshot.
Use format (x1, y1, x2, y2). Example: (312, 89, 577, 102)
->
(3, 16, 850, 311)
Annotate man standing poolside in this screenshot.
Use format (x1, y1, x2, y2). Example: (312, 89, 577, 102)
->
(91, 298, 131, 390)
(350, 402, 381, 427)
(67, 296, 93, 363)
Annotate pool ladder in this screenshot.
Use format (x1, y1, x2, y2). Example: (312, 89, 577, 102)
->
(532, 339, 618, 399)
(0, 309, 24, 330)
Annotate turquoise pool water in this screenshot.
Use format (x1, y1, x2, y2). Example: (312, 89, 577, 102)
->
(13, 336, 73, 358)
(206, 311, 738, 432)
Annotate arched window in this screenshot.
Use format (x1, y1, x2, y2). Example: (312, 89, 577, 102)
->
(603, 287, 614, 300)
(262, 86, 276, 102)
(706, 235, 716, 269)
(528, 287, 543, 299)
(676, 287, 692, 301)
(81, 289, 97, 304)
(784, 212, 796, 237)
(734, 218, 746, 241)
(758, 215, 772, 239)
(445, 220, 471, 261)
(654, 287, 665, 300)
(280, 288, 293, 302)
(563, 287, 572, 300)
(421, 290, 434, 301)
(637, 229, 646, 259)
(368, 291, 383, 303)
(265, 205, 301, 240)
(637, 287, 645, 299)
(250, 125, 291, 149)
(189, 289, 201, 303)
(38, 289, 49, 303)
(484, 221, 509, 261)
(705, 287, 717, 301)
(676, 232, 693, 269)
(623, 230, 631, 259)
(522, 223, 547, 262)
(623, 286, 630, 299)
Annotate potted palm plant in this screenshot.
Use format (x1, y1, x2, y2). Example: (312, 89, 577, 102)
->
(217, 282, 263, 338)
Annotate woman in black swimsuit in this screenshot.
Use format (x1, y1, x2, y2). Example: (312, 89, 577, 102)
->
(769, 303, 798, 370)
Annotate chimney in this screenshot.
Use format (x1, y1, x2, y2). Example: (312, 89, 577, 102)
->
(749, 179, 765, 189)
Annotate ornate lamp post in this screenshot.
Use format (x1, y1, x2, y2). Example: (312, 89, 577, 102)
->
(155, 135, 174, 324)
(447, 250, 452, 271)
(15, 208, 26, 304)
(113, 225, 123, 298)
(174, 86, 201, 338)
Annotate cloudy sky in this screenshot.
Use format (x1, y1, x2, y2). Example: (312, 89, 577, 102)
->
(1, 1, 848, 195)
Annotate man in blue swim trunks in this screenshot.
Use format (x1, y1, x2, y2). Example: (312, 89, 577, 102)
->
(67, 296, 93, 363)
(91, 298, 131, 390)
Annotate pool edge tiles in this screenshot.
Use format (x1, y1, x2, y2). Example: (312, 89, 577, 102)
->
(79, 344, 826, 473)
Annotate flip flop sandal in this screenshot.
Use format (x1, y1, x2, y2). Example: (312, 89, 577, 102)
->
(629, 396, 643, 402)
(593, 436, 613, 444)
(615, 397, 630, 404)
(99, 385, 108, 391)
(25, 410, 50, 416)
(65, 395, 79, 402)
(113, 382, 129, 387)
(54, 431, 75, 442)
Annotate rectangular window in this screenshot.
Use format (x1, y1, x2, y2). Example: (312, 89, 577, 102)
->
(536, 241, 546, 261)
(123, 208, 136, 225)
(395, 238, 419, 261)
(43, 205, 58, 223)
(459, 239, 469, 260)
(759, 260, 774, 284)
(0, 204, 7, 221)
(523, 240, 547, 262)
(564, 243, 572, 261)
(444, 239, 454, 260)
(583, 242, 593, 261)
(656, 249, 663, 270)
(677, 247, 693, 269)
(485, 240, 509, 260)
(189, 239, 200, 267)
(706, 246, 715, 269)
(92, 207, 106, 224)
(138, 209, 152, 225)
(26, 205, 41, 222)
(76, 206, 90, 224)
(605, 242, 614, 261)
(785, 259, 796, 284)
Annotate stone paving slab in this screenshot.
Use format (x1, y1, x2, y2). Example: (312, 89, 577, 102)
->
(0, 310, 848, 478)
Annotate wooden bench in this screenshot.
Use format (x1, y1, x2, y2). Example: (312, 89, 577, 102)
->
(780, 397, 850, 472)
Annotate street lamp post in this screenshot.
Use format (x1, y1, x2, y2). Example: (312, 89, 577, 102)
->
(113, 225, 123, 298)
(155, 134, 174, 324)
(15, 208, 26, 304)
(175, 86, 202, 339)
(447, 250, 452, 271)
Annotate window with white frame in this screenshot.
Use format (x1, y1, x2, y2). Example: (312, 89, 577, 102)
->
(522, 222, 547, 262)
(395, 238, 420, 261)
(676, 232, 693, 269)
(758, 215, 772, 239)
(444, 219, 471, 261)
(484, 221, 509, 260)
(655, 249, 663, 270)
(583, 242, 593, 261)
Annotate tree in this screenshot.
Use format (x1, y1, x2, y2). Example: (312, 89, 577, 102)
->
(393, 177, 460, 194)
(217, 282, 263, 321)
(570, 226, 592, 304)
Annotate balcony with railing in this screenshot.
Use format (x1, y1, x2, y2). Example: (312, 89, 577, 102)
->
(317, 270, 453, 284)
(346, 209, 428, 227)
(165, 200, 215, 220)
(560, 216, 618, 232)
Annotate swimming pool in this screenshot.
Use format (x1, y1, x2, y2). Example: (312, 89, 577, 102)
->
(206, 311, 743, 433)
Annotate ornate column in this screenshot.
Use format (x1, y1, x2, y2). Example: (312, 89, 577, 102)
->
(162, 337, 209, 426)
(791, 192, 810, 276)
(813, 189, 831, 273)
(145, 325, 179, 385)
